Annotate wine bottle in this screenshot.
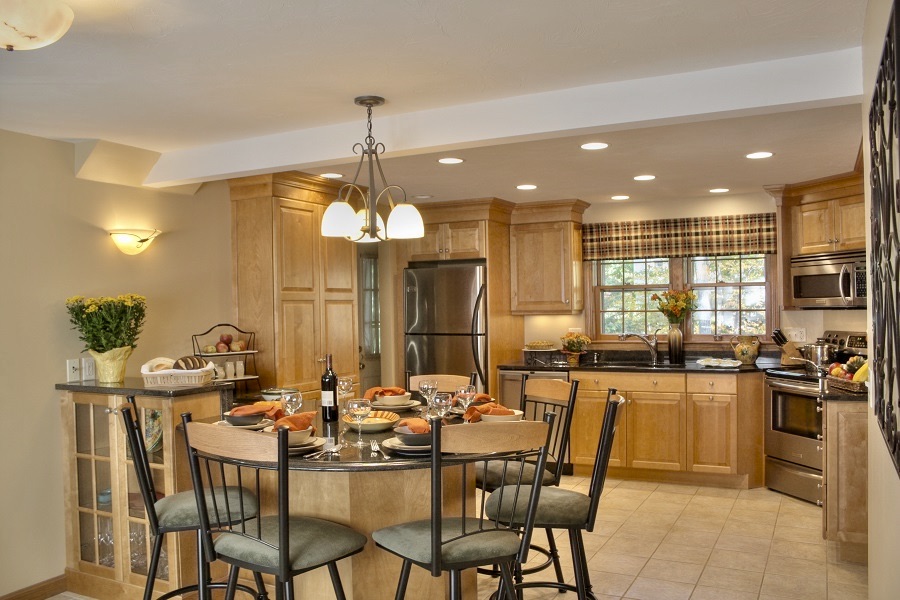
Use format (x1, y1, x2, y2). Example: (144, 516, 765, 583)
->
(320, 353, 338, 422)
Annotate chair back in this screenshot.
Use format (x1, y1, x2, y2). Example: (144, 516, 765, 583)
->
(408, 372, 477, 394)
(428, 414, 554, 577)
(585, 389, 625, 532)
(120, 399, 162, 535)
(519, 376, 579, 485)
(181, 414, 291, 581)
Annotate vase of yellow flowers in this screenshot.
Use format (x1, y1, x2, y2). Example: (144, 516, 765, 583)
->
(66, 294, 147, 382)
(560, 332, 591, 366)
(651, 290, 697, 365)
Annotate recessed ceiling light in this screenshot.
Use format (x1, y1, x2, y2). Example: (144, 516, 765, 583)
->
(634, 175, 655, 181)
(581, 142, 609, 150)
(517, 184, 537, 190)
(611, 195, 630, 201)
(438, 157, 464, 164)
(320, 173, 343, 179)
(709, 188, 729, 193)
(412, 194, 433, 199)
(746, 151, 773, 159)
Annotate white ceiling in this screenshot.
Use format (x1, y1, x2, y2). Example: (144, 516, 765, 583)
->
(0, 0, 869, 206)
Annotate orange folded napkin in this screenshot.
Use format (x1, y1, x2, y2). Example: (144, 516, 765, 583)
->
(229, 404, 269, 416)
(472, 393, 491, 403)
(463, 402, 514, 423)
(363, 386, 407, 400)
(396, 417, 431, 433)
(273, 412, 317, 434)
(251, 400, 284, 421)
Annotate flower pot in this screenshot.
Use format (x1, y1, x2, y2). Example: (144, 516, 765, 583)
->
(667, 323, 684, 365)
(88, 346, 133, 383)
(563, 351, 584, 367)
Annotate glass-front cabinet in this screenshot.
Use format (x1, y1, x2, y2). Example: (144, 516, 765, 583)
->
(60, 384, 223, 599)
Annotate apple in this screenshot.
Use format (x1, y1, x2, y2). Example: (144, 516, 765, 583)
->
(233, 339, 246, 351)
(830, 366, 844, 377)
(215, 341, 229, 353)
(828, 362, 842, 373)
(843, 371, 855, 380)
(202, 344, 217, 354)
(220, 333, 234, 345)
(230, 342, 242, 352)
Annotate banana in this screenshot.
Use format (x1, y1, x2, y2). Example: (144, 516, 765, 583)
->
(852, 360, 869, 382)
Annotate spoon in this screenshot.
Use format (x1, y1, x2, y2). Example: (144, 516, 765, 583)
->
(370, 439, 390, 460)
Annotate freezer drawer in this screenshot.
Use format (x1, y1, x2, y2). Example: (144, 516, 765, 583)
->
(498, 370, 569, 406)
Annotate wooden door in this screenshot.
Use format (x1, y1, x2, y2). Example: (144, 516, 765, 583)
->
(407, 223, 444, 261)
(793, 200, 835, 255)
(510, 221, 573, 313)
(627, 391, 685, 471)
(686, 393, 737, 474)
(570, 388, 626, 472)
(824, 401, 867, 560)
(834, 196, 866, 251)
(445, 220, 485, 259)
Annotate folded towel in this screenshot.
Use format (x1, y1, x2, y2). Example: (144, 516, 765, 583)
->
(463, 402, 514, 423)
(396, 417, 431, 433)
(363, 386, 407, 400)
(273, 412, 317, 433)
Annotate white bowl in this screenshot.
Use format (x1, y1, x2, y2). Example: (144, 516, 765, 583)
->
(260, 387, 299, 402)
(479, 409, 524, 422)
(342, 410, 399, 432)
(375, 392, 412, 406)
(263, 425, 313, 446)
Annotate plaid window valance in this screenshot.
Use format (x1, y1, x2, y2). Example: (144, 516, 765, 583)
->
(582, 212, 777, 260)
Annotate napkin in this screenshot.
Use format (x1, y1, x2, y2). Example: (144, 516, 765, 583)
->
(273, 412, 317, 434)
(229, 404, 269, 416)
(363, 386, 407, 400)
(463, 402, 514, 423)
(251, 400, 284, 420)
(396, 417, 431, 433)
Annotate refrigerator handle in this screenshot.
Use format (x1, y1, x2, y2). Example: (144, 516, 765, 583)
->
(472, 283, 487, 390)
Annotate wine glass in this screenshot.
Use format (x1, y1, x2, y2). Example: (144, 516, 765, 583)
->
(432, 392, 453, 419)
(418, 379, 438, 412)
(455, 385, 476, 420)
(338, 377, 354, 399)
(282, 392, 303, 416)
(346, 398, 372, 447)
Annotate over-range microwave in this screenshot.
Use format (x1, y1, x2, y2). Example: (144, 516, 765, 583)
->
(790, 251, 867, 308)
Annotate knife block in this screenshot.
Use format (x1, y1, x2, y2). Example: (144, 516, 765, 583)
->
(780, 341, 804, 366)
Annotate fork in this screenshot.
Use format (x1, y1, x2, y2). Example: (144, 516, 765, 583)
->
(370, 439, 390, 460)
(305, 444, 342, 460)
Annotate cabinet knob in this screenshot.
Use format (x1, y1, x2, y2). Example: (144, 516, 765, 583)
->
(708, 395, 713, 401)
(817, 434, 823, 441)
(438, 249, 444, 253)
(817, 483, 823, 489)
(817, 445, 823, 452)
(816, 500, 823, 507)
(627, 398, 632, 404)
(708, 381, 714, 387)
(565, 299, 570, 304)
(105, 408, 119, 415)
(593, 379, 599, 385)
(816, 406, 823, 413)
(652, 380, 657, 386)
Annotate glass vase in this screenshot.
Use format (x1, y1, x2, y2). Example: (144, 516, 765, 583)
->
(667, 323, 684, 365)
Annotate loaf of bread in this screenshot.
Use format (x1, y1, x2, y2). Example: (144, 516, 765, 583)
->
(172, 356, 206, 370)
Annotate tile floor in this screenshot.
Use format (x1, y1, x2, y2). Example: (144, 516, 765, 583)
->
(477, 476, 868, 600)
(48, 477, 868, 600)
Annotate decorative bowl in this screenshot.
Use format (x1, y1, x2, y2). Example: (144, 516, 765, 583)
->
(260, 387, 299, 402)
(479, 409, 524, 422)
(223, 410, 265, 426)
(262, 425, 313, 446)
(392, 425, 432, 446)
(342, 410, 399, 432)
(375, 392, 412, 406)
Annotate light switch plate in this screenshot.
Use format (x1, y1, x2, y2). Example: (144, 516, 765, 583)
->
(782, 327, 807, 343)
(66, 359, 81, 382)
(81, 357, 95, 380)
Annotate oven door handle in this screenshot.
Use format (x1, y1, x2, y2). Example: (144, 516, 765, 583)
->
(839, 263, 850, 305)
(766, 379, 820, 395)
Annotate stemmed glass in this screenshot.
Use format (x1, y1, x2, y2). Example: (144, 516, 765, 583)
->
(338, 377, 354, 399)
(432, 392, 453, 419)
(455, 385, 476, 420)
(346, 398, 372, 447)
(282, 392, 303, 416)
(418, 379, 438, 414)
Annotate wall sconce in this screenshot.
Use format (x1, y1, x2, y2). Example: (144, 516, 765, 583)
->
(109, 229, 161, 255)
(0, 0, 75, 51)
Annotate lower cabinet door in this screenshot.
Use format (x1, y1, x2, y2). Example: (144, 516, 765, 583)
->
(687, 393, 737, 474)
(627, 392, 685, 471)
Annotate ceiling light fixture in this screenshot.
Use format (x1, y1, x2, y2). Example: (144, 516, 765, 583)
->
(633, 175, 655, 181)
(438, 157, 464, 164)
(320, 173, 343, 179)
(746, 151, 773, 159)
(109, 229, 161, 256)
(710, 188, 729, 193)
(517, 184, 537, 190)
(0, 0, 74, 51)
(320, 96, 424, 243)
(611, 195, 630, 201)
(581, 142, 609, 150)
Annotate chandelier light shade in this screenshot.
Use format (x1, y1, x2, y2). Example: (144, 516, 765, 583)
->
(109, 229, 161, 255)
(320, 96, 424, 243)
(0, 0, 74, 51)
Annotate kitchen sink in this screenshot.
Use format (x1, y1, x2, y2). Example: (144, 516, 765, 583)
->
(580, 361, 672, 369)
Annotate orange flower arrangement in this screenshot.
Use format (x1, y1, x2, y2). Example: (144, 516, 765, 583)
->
(651, 290, 698, 324)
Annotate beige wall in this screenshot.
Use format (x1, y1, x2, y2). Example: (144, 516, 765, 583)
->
(863, 1, 900, 598)
(0, 129, 233, 594)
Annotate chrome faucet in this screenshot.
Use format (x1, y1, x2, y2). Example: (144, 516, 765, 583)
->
(619, 330, 662, 366)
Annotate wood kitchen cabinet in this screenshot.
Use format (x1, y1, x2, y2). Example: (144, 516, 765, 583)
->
(823, 399, 867, 563)
(229, 173, 359, 396)
(407, 220, 485, 261)
(792, 196, 866, 255)
(509, 200, 589, 314)
(686, 374, 738, 474)
(57, 381, 226, 600)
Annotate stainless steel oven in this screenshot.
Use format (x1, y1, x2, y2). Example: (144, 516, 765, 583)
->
(764, 370, 824, 504)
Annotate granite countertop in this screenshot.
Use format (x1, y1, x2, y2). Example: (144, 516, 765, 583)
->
(499, 357, 781, 374)
(55, 377, 234, 397)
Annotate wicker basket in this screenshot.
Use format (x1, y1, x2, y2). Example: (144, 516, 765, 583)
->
(141, 361, 215, 387)
(826, 375, 867, 394)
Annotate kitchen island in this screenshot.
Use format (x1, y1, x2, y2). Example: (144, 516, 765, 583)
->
(55, 378, 233, 600)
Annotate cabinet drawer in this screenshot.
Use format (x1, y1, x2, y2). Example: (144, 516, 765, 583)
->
(687, 373, 737, 394)
(570, 371, 684, 393)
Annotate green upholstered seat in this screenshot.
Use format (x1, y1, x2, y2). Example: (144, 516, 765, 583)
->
(485, 485, 591, 528)
(476, 460, 555, 492)
(155, 487, 258, 530)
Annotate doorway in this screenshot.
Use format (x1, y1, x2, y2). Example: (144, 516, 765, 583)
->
(357, 244, 381, 394)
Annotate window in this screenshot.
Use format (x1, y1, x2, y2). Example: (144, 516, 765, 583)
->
(591, 254, 772, 340)
(359, 254, 380, 355)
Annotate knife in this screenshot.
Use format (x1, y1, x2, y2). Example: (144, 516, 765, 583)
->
(773, 329, 788, 346)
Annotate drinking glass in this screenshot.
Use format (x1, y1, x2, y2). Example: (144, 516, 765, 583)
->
(338, 377, 353, 399)
(282, 392, 303, 416)
(455, 385, 476, 420)
(346, 398, 372, 447)
(432, 392, 453, 419)
(418, 379, 438, 411)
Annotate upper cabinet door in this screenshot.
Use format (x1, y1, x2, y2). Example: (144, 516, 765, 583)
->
(510, 221, 582, 314)
(792, 200, 835, 255)
(834, 196, 866, 252)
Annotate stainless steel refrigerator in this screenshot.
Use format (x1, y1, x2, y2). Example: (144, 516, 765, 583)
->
(404, 261, 487, 391)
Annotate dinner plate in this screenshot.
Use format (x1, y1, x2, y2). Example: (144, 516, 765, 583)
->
(696, 358, 742, 368)
(382, 436, 431, 454)
(214, 418, 274, 431)
(370, 399, 421, 411)
(287, 437, 326, 455)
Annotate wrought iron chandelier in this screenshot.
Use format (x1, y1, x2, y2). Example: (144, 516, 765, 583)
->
(320, 96, 424, 243)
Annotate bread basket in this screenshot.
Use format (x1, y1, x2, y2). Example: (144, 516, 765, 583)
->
(141, 358, 214, 387)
